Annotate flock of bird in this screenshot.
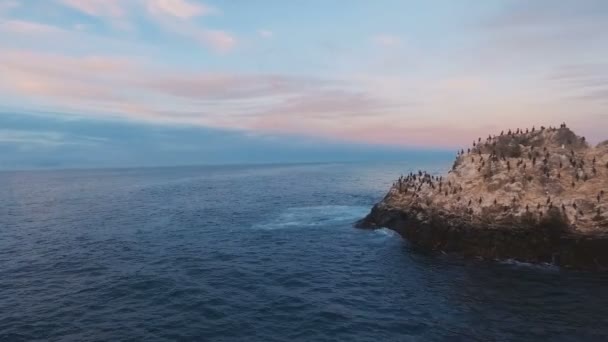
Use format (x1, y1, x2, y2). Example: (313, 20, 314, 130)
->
(391, 123, 607, 229)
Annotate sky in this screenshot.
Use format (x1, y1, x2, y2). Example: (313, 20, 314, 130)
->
(0, 0, 607, 169)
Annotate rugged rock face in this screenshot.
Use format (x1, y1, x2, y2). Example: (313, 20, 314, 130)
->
(357, 124, 608, 269)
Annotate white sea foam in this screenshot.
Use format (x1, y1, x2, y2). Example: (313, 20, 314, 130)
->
(374, 228, 398, 238)
(499, 259, 559, 271)
(253, 205, 369, 230)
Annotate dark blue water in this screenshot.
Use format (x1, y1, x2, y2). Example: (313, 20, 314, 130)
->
(1, 162, 608, 341)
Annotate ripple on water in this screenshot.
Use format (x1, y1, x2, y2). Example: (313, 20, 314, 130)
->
(2, 164, 608, 342)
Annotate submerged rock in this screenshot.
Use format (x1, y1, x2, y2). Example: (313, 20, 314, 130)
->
(357, 124, 608, 269)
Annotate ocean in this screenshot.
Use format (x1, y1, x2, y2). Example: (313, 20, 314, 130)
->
(1, 162, 607, 341)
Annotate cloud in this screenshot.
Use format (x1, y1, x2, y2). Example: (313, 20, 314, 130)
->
(372, 34, 401, 47)
(0, 0, 19, 14)
(3, 1, 607, 148)
(141, 1, 236, 52)
(145, 0, 214, 19)
(548, 64, 608, 103)
(258, 29, 273, 38)
(197, 29, 237, 52)
(141, 73, 328, 100)
(54, 0, 234, 51)
(0, 129, 104, 147)
(0, 129, 64, 146)
(58, 0, 126, 18)
(0, 48, 423, 146)
(478, 0, 608, 65)
(0, 19, 64, 34)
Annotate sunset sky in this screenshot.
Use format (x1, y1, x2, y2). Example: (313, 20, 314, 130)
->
(1, 0, 607, 168)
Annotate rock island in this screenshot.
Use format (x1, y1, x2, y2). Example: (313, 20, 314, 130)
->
(357, 124, 608, 269)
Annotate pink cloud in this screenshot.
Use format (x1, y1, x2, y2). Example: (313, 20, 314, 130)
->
(59, 0, 125, 18)
(145, 0, 213, 19)
(2, 46, 600, 148)
(0, 19, 64, 34)
(54, 0, 236, 52)
(197, 29, 237, 52)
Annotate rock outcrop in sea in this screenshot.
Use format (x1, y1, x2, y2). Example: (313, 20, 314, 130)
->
(357, 124, 608, 269)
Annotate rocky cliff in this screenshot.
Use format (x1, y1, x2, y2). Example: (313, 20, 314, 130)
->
(357, 124, 608, 269)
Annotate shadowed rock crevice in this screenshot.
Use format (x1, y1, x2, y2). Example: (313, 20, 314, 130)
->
(357, 124, 608, 270)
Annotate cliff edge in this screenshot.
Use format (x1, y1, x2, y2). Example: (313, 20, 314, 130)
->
(357, 124, 608, 269)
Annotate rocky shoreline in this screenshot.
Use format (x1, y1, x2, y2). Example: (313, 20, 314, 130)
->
(357, 124, 608, 270)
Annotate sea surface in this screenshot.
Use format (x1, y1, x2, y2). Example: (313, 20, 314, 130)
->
(1, 162, 608, 341)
